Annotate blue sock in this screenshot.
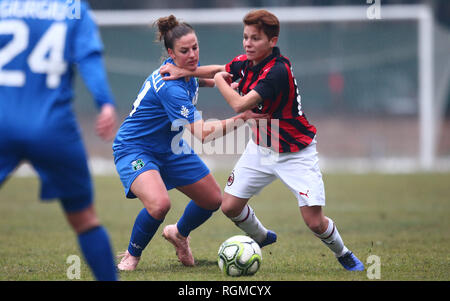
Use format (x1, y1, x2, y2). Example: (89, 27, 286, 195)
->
(128, 208, 163, 257)
(78, 226, 117, 281)
(177, 200, 218, 237)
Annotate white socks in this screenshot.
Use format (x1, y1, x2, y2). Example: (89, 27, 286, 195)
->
(230, 207, 348, 258)
(316, 217, 348, 257)
(230, 205, 268, 243)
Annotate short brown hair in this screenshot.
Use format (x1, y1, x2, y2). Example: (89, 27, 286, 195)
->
(243, 9, 280, 39)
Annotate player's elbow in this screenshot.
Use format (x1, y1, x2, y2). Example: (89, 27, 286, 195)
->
(191, 130, 209, 144)
(232, 103, 247, 113)
(231, 98, 256, 113)
(201, 131, 214, 144)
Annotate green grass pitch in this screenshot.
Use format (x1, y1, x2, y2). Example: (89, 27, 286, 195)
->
(0, 171, 449, 281)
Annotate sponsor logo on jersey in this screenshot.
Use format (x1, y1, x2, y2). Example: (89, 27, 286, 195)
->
(181, 105, 189, 118)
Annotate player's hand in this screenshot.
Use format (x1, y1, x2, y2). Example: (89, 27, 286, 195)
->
(160, 63, 186, 80)
(96, 103, 118, 141)
(214, 71, 233, 86)
(240, 110, 271, 122)
(230, 82, 239, 90)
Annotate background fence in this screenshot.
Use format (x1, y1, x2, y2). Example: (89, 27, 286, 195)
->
(63, 2, 450, 174)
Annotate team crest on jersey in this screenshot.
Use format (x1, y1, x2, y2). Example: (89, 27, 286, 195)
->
(131, 159, 145, 171)
(227, 171, 235, 186)
(257, 102, 264, 111)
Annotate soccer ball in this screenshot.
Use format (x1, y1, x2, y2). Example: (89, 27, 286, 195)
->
(217, 235, 262, 277)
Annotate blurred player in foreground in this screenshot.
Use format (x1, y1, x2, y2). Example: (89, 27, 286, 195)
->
(161, 9, 364, 271)
(0, 0, 118, 280)
(113, 15, 268, 271)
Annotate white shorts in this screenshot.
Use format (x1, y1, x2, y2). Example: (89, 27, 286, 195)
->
(224, 138, 326, 207)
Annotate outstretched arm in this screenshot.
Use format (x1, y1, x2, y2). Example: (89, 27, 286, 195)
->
(198, 78, 216, 87)
(186, 110, 270, 143)
(160, 63, 226, 80)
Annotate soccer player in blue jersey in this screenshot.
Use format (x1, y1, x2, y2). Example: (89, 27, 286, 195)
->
(113, 15, 268, 271)
(0, 0, 118, 280)
(160, 9, 365, 272)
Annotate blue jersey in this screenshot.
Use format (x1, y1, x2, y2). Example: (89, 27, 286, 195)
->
(0, 0, 114, 139)
(0, 0, 114, 207)
(113, 58, 201, 154)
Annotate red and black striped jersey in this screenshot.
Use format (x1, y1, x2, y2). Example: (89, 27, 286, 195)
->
(225, 47, 317, 153)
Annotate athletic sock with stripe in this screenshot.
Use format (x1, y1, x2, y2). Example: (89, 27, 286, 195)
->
(230, 205, 268, 244)
(315, 217, 348, 257)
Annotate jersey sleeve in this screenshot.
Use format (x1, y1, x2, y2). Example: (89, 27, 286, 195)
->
(252, 63, 288, 102)
(159, 83, 201, 125)
(72, 2, 114, 108)
(71, 1, 103, 62)
(225, 55, 247, 82)
(78, 52, 115, 108)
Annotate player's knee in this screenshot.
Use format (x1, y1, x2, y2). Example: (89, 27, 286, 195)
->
(154, 198, 171, 219)
(304, 218, 326, 235)
(201, 196, 221, 212)
(142, 195, 171, 220)
(65, 205, 100, 234)
(221, 199, 239, 218)
(211, 190, 222, 210)
(203, 183, 222, 211)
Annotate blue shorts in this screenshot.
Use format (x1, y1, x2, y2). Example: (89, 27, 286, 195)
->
(0, 132, 93, 213)
(113, 146, 210, 198)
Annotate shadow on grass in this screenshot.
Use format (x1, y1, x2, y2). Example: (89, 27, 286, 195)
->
(195, 259, 218, 267)
(126, 258, 218, 274)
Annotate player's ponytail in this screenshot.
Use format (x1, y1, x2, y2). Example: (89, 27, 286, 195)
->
(155, 15, 194, 51)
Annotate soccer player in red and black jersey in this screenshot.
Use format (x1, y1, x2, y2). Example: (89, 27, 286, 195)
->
(160, 9, 364, 271)
(223, 43, 317, 154)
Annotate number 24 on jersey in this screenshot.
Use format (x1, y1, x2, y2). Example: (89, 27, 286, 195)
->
(0, 19, 67, 89)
